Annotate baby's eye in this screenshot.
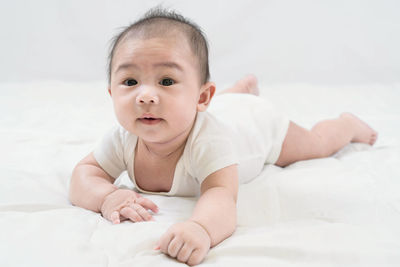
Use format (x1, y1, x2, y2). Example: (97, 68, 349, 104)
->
(160, 78, 175, 86)
(123, 79, 138, 86)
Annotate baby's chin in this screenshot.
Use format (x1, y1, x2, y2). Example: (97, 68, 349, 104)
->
(139, 131, 190, 147)
(129, 126, 170, 143)
(122, 120, 162, 134)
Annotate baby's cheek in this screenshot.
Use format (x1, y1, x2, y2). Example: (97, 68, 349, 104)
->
(114, 107, 126, 122)
(114, 106, 135, 130)
(115, 100, 133, 116)
(173, 108, 196, 126)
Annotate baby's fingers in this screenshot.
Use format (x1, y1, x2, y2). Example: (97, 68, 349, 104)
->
(120, 205, 151, 222)
(135, 197, 159, 214)
(110, 210, 120, 224)
(134, 203, 155, 221)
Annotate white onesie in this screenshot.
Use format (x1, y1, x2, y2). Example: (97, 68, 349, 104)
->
(93, 93, 290, 197)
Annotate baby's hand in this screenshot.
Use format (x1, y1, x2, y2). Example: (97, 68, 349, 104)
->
(155, 220, 211, 266)
(100, 189, 159, 224)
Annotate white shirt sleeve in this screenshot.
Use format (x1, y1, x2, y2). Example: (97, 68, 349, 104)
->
(185, 112, 239, 185)
(189, 138, 238, 185)
(92, 126, 127, 179)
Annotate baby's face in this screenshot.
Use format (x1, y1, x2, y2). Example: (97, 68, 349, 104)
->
(109, 35, 206, 144)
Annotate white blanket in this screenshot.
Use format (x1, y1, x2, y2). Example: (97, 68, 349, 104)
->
(1, 81, 399, 266)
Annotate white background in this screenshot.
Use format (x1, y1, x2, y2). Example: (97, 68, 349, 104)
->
(0, 0, 399, 86)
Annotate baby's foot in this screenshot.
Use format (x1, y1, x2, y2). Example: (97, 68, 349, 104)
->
(232, 74, 260, 96)
(340, 112, 378, 145)
(219, 74, 260, 96)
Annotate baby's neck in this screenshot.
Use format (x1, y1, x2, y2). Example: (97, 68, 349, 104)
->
(138, 129, 191, 160)
(138, 138, 186, 160)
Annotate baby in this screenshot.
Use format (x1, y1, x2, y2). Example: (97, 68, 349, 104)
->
(69, 7, 378, 266)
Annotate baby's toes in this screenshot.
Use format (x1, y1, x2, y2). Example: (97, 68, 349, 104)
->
(370, 132, 378, 145)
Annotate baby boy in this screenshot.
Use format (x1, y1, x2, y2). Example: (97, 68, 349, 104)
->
(69, 7, 378, 266)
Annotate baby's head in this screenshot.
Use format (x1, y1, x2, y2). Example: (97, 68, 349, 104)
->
(108, 7, 210, 86)
(106, 7, 216, 144)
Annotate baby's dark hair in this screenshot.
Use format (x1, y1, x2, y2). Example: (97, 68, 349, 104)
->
(107, 7, 210, 85)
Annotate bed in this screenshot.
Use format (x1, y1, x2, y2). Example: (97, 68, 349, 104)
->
(1, 81, 399, 266)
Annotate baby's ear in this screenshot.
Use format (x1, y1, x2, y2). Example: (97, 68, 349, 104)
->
(108, 88, 112, 97)
(197, 82, 216, 112)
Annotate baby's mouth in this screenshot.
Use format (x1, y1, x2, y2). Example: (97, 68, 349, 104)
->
(138, 115, 162, 125)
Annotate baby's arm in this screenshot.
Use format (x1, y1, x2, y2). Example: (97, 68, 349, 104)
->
(69, 152, 158, 223)
(157, 164, 238, 265)
(190, 164, 238, 246)
(69, 152, 118, 213)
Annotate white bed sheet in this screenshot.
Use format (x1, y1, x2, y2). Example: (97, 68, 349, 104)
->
(0, 81, 399, 266)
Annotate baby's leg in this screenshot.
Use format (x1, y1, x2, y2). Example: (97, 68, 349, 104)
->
(275, 113, 378, 167)
(217, 74, 259, 96)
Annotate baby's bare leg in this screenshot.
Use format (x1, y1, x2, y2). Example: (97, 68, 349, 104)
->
(217, 74, 259, 96)
(275, 113, 378, 167)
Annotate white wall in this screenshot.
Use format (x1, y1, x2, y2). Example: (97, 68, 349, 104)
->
(0, 0, 399, 86)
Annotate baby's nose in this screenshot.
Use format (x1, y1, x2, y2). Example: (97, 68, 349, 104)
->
(136, 86, 159, 105)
